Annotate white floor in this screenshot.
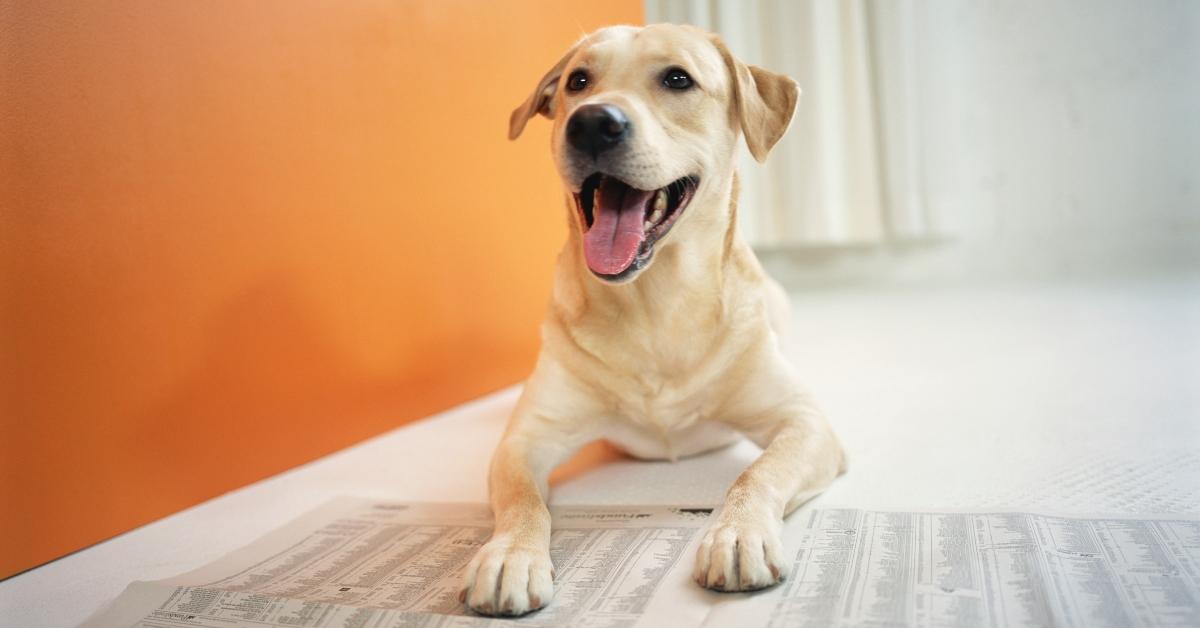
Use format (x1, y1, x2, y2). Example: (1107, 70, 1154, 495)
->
(3, 274, 1198, 627)
(781, 274, 1200, 512)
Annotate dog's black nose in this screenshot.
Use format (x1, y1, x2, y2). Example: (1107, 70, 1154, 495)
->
(566, 104, 629, 158)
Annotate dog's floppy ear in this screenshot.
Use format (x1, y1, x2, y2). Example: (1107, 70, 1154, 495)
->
(508, 43, 581, 141)
(712, 37, 799, 163)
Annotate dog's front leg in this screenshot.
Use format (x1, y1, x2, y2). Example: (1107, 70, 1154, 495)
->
(460, 402, 585, 616)
(695, 397, 845, 592)
(459, 355, 599, 615)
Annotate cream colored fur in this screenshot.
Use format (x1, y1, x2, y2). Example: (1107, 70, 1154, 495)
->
(461, 24, 846, 616)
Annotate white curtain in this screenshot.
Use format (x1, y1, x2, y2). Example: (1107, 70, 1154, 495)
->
(645, 0, 937, 247)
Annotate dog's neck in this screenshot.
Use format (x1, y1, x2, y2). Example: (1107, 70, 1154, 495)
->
(554, 171, 744, 326)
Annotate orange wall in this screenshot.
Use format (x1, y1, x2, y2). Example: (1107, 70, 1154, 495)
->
(0, 1, 642, 578)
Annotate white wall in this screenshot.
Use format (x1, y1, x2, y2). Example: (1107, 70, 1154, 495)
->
(653, 1, 1200, 284)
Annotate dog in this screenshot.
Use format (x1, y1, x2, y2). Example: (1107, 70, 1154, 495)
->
(459, 23, 846, 616)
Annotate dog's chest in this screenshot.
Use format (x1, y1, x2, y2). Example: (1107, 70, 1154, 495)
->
(601, 416, 740, 461)
(564, 284, 769, 459)
(599, 371, 741, 461)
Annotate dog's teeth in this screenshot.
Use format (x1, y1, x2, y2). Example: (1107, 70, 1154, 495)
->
(592, 188, 600, 208)
(649, 207, 665, 224)
(654, 189, 668, 212)
(643, 220, 653, 230)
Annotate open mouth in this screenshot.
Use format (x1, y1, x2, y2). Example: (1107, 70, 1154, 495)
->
(573, 173, 699, 281)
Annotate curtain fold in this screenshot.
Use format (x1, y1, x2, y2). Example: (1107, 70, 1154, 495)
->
(646, 0, 935, 247)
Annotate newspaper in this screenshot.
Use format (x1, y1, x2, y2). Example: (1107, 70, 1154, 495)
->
(706, 509, 1200, 628)
(978, 450, 1200, 514)
(79, 499, 715, 628)
(81, 501, 1200, 628)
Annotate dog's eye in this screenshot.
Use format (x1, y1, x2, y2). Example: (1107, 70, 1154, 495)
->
(566, 70, 590, 92)
(662, 68, 694, 90)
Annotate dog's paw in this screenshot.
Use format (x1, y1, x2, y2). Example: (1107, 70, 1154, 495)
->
(459, 539, 554, 616)
(693, 517, 787, 592)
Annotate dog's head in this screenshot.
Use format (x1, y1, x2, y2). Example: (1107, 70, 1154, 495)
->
(509, 24, 798, 283)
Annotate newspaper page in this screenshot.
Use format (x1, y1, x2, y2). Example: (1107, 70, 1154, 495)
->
(79, 499, 715, 628)
(80, 502, 1200, 628)
(702, 509, 1200, 628)
(979, 450, 1200, 514)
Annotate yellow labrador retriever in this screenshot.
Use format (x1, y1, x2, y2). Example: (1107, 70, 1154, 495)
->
(460, 24, 846, 616)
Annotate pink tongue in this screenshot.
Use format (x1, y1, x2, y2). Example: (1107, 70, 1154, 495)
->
(584, 181, 652, 276)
